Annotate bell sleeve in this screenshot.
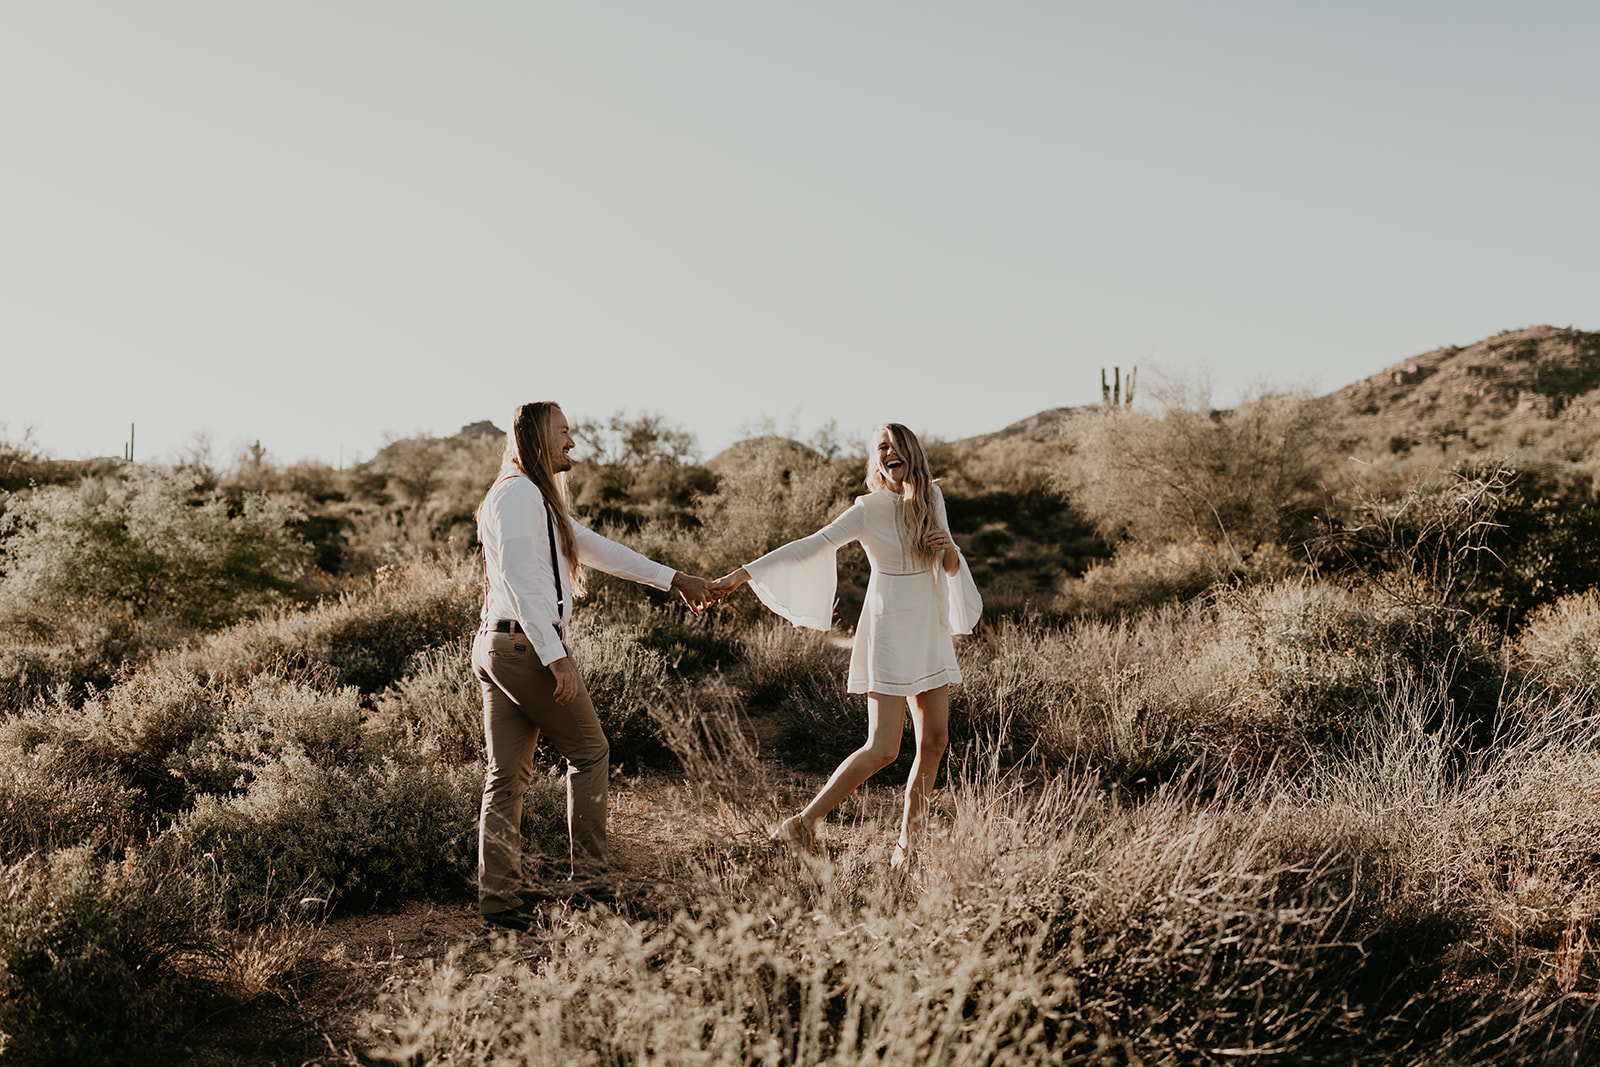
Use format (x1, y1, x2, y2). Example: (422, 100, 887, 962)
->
(743, 500, 867, 631)
(932, 486, 983, 635)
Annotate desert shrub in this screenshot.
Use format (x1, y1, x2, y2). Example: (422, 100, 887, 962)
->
(162, 750, 482, 921)
(1202, 581, 1439, 744)
(45, 662, 224, 817)
(954, 607, 1225, 784)
(1515, 589, 1600, 699)
(184, 555, 480, 693)
(1055, 388, 1337, 552)
(1314, 455, 1600, 634)
(569, 409, 713, 527)
(1055, 538, 1244, 617)
(692, 436, 855, 583)
(166, 675, 370, 796)
(633, 609, 743, 676)
(0, 847, 222, 1066)
(1202, 579, 1506, 752)
(0, 640, 118, 713)
(365, 717, 1600, 1066)
(564, 614, 677, 770)
(370, 637, 483, 764)
(735, 622, 859, 771)
(0, 467, 310, 636)
(0, 743, 143, 862)
(1455, 463, 1600, 630)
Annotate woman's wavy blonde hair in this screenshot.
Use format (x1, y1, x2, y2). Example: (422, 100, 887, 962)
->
(497, 401, 586, 596)
(866, 422, 940, 569)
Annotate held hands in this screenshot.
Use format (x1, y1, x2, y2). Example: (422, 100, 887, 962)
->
(671, 571, 717, 615)
(707, 567, 750, 604)
(669, 568, 748, 614)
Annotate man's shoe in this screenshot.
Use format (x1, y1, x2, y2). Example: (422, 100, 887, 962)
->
(569, 877, 654, 907)
(482, 901, 539, 932)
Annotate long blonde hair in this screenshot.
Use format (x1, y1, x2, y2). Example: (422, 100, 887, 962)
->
(866, 422, 940, 569)
(499, 401, 586, 596)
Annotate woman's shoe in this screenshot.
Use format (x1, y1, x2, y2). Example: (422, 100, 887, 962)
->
(775, 816, 815, 856)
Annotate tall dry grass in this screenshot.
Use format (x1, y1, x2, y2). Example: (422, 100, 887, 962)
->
(358, 677, 1600, 1064)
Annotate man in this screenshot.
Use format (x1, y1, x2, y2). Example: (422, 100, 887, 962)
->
(472, 400, 714, 931)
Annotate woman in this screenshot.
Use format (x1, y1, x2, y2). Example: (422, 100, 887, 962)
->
(709, 423, 982, 866)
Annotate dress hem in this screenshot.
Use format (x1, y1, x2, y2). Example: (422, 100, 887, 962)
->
(847, 668, 962, 697)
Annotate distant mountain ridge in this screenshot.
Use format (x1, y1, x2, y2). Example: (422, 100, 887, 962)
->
(955, 325, 1600, 459)
(1332, 325, 1600, 424)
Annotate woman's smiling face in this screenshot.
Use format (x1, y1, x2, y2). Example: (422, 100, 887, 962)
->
(874, 428, 906, 491)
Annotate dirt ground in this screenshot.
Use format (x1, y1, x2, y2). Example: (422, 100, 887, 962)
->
(171, 768, 892, 1066)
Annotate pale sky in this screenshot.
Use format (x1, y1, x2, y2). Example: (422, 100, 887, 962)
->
(3, 2, 1596, 468)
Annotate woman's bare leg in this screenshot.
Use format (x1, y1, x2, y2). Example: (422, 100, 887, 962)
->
(780, 693, 906, 845)
(894, 685, 950, 863)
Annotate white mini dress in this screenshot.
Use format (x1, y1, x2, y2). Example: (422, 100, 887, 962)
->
(744, 486, 983, 696)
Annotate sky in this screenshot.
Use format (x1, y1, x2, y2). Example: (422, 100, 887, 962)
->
(3, 2, 1597, 468)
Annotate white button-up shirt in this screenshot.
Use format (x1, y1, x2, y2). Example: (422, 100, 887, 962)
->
(478, 465, 675, 665)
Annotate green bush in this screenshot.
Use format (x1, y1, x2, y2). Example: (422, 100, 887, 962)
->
(0, 467, 310, 635)
(184, 556, 480, 693)
(163, 751, 481, 921)
(371, 637, 483, 765)
(0, 744, 142, 863)
(0, 847, 221, 1066)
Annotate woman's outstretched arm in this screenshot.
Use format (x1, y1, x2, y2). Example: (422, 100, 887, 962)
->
(707, 567, 750, 601)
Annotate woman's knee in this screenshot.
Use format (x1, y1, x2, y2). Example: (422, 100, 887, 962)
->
(860, 741, 900, 771)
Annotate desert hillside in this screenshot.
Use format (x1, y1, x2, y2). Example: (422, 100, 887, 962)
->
(1332, 325, 1600, 458)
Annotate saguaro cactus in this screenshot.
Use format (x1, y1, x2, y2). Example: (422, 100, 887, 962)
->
(1100, 368, 1137, 409)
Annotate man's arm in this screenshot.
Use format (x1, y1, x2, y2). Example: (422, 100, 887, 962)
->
(571, 522, 715, 613)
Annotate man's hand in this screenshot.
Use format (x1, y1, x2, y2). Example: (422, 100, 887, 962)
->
(671, 571, 716, 614)
(549, 656, 579, 705)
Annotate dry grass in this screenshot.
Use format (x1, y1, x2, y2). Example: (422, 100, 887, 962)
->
(353, 686, 1600, 1064)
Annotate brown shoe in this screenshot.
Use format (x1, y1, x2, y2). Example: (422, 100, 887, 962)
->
(482, 901, 540, 932)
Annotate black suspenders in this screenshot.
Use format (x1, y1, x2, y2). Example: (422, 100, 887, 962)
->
(545, 502, 566, 623)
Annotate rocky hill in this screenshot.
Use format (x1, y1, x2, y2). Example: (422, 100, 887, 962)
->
(1330, 325, 1600, 459)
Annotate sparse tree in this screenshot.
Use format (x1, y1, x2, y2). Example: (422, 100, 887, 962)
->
(381, 435, 451, 506)
(0, 467, 310, 633)
(570, 411, 709, 516)
(1055, 385, 1337, 555)
(693, 436, 850, 572)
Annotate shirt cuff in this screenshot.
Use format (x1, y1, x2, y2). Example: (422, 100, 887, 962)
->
(534, 631, 567, 666)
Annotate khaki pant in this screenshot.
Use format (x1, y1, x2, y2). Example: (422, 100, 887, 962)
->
(471, 628, 609, 913)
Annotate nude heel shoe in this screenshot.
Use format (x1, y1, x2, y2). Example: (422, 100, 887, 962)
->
(775, 816, 815, 856)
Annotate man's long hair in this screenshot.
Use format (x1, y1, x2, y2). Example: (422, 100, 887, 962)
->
(500, 401, 585, 596)
(865, 422, 939, 569)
